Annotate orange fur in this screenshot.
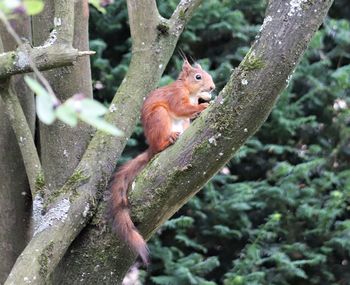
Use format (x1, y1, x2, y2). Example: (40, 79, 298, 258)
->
(109, 60, 215, 264)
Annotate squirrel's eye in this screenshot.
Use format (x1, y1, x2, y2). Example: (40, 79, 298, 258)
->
(195, 74, 202, 80)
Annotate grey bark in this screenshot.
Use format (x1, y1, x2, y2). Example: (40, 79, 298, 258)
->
(0, 82, 42, 196)
(52, 0, 206, 283)
(0, 44, 94, 79)
(0, 16, 34, 283)
(4, 1, 204, 283)
(54, 0, 334, 284)
(32, 0, 93, 193)
(2, 0, 334, 284)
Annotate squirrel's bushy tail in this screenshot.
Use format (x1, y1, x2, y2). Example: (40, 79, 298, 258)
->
(109, 149, 153, 264)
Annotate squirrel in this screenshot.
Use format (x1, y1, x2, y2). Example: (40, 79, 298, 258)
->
(109, 59, 215, 264)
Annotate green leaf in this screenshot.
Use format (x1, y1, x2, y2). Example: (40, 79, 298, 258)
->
(36, 94, 55, 124)
(24, 76, 48, 97)
(80, 98, 108, 117)
(24, 76, 56, 124)
(56, 105, 78, 127)
(79, 115, 123, 136)
(0, 2, 13, 15)
(23, 0, 44, 15)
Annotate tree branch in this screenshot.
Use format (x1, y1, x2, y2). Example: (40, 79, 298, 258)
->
(132, 0, 334, 238)
(107, 0, 333, 281)
(54, 0, 75, 44)
(5, 0, 334, 283)
(0, 81, 42, 197)
(169, 0, 203, 32)
(0, 1, 93, 80)
(0, 30, 40, 200)
(0, 44, 94, 79)
(4, 0, 201, 283)
(0, 15, 34, 282)
(126, 0, 160, 48)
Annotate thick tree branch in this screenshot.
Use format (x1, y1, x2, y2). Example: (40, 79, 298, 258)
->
(133, 0, 334, 236)
(126, 0, 160, 48)
(0, 81, 42, 196)
(4, 1, 201, 283)
(0, 44, 94, 79)
(0, 30, 40, 198)
(54, 0, 75, 44)
(5, 1, 334, 284)
(48, 1, 335, 283)
(0, 17, 34, 282)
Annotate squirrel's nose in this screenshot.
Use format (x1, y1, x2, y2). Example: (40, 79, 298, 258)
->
(209, 85, 215, 92)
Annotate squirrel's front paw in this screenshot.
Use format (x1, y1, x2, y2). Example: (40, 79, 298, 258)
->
(199, 102, 209, 109)
(169, 132, 180, 144)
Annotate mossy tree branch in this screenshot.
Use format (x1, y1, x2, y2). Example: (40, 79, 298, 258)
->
(106, 0, 333, 282)
(47, 0, 336, 283)
(0, 81, 42, 196)
(54, 0, 75, 44)
(0, 44, 94, 79)
(3, 0, 334, 284)
(0, 0, 92, 80)
(4, 0, 204, 283)
(132, 0, 335, 236)
(0, 18, 35, 282)
(169, 0, 203, 29)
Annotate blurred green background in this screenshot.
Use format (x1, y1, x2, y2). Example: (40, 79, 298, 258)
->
(90, 1, 350, 284)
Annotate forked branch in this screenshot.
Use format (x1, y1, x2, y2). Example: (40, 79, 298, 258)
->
(4, 1, 334, 284)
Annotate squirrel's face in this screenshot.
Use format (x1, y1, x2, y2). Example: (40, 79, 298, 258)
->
(180, 60, 215, 98)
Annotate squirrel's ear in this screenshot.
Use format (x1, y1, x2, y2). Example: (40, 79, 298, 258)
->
(182, 59, 192, 73)
(194, 63, 202, 70)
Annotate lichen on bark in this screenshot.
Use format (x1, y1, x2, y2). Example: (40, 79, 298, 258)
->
(2, 0, 335, 284)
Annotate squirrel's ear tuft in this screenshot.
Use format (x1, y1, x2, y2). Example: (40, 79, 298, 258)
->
(182, 59, 192, 73)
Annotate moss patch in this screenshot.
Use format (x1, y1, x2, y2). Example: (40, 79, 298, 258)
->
(157, 23, 170, 36)
(241, 49, 265, 71)
(35, 172, 45, 193)
(65, 168, 90, 189)
(44, 168, 90, 210)
(38, 241, 54, 278)
(179, 9, 186, 21)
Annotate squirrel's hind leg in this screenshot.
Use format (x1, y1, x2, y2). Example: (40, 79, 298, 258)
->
(144, 107, 174, 153)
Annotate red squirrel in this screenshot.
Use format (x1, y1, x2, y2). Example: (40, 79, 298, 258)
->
(109, 59, 215, 264)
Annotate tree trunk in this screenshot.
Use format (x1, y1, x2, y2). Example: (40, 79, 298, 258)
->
(54, 1, 335, 284)
(78, 1, 336, 283)
(0, 16, 34, 283)
(32, 0, 93, 193)
(1, 1, 335, 284)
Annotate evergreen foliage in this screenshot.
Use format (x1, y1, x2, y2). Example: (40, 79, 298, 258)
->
(89, 1, 350, 284)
